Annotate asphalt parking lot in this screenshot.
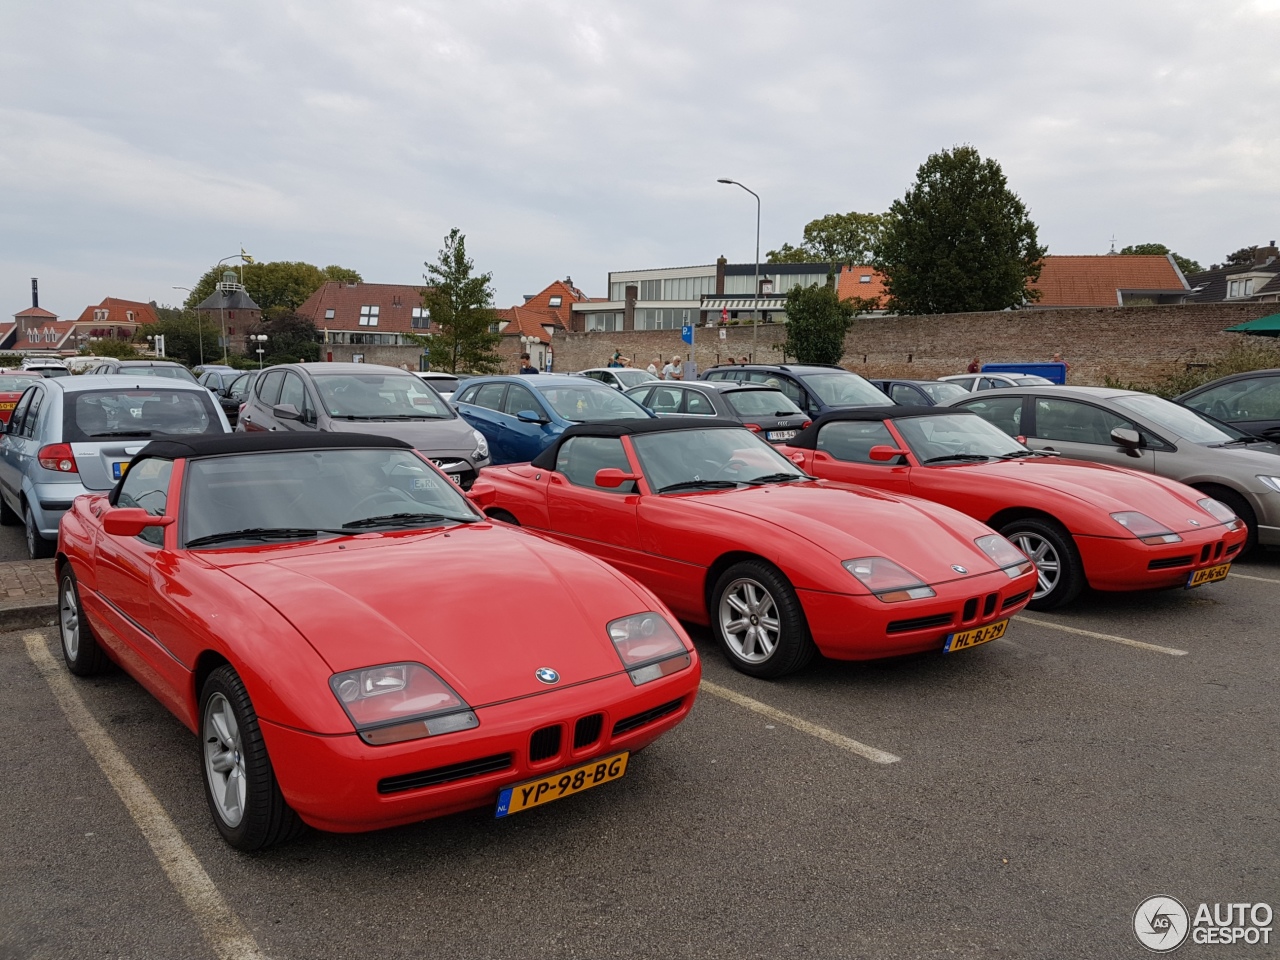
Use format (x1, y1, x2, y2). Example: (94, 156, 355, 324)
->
(1, 535, 1276, 959)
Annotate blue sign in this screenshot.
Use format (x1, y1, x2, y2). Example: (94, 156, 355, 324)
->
(681, 324, 693, 345)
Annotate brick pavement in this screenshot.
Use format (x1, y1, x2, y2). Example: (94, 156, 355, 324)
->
(0, 559, 58, 630)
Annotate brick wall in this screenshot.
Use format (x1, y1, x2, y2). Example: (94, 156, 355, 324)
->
(545, 303, 1280, 384)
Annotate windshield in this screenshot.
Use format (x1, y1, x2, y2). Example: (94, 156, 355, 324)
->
(918, 381, 970, 403)
(539, 383, 652, 422)
(893, 414, 1028, 462)
(313, 372, 455, 419)
(631, 427, 807, 492)
(64, 388, 223, 442)
(121, 365, 198, 383)
(613, 369, 658, 388)
(799, 372, 894, 408)
(182, 448, 477, 547)
(724, 389, 804, 417)
(1112, 394, 1246, 444)
(0, 375, 40, 392)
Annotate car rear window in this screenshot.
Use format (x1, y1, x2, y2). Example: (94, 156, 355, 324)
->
(119, 365, 198, 383)
(311, 372, 454, 419)
(63, 388, 224, 442)
(724, 389, 803, 417)
(0, 375, 40, 392)
(799, 372, 894, 408)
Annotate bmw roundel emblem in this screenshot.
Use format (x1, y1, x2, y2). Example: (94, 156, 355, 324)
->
(535, 667, 560, 685)
(952, 564, 968, 574)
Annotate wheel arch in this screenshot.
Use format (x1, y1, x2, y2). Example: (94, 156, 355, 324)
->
(193, 650, 233, 710)
(986, 506, 1062, 532)
(703, 550, 782, 614)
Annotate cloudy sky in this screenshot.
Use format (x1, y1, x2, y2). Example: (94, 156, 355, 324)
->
(3, 0, 1279, 318)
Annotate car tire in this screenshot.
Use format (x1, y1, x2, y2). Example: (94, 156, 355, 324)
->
(1198, 486, 1258, 555)
(1000, 517, 1084, 611)
(58, 566, 110, 676)
(24, 503, 53, 560)
(711, 560, 815, 678)
(199, 665, 305, 852)
(485, 509, 520, 525)
(0, 494, 18, 526)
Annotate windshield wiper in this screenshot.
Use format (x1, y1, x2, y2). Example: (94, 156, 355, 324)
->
(996, 450, 1057, 459)
(920, 454, 992, 465)
(342, 512, 478, 529)
(1213, 436, 1269, 446)
(186, 527, 342, 548)
(657, 480, 740, 493)
(744, 472, 809, 485)
(360, 414, 450, 421)
(88, 430, 153, 438)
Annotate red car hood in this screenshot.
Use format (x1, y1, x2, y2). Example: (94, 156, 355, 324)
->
(207, 525, 657, 707)
(685, 482, 1005, 585)
(955, 458, 1215, 533)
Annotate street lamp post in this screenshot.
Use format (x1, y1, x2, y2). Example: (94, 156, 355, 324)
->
(250, 334, 268, 369)
(717, 178, 761, 357)
(172, 285, 201, 368)
(213, 253, 252, 364)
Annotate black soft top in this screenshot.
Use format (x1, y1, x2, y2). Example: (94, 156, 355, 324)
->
(786, 405, 978, 449)
(135, 431, 414, 460)
(529, 417, 744, 469)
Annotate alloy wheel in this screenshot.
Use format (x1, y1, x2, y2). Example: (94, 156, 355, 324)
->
(1010, 531, 1060, 600)
(718, 577, 781, 663)
(59, 577, 80, 661)
(203, 693, 247, 828)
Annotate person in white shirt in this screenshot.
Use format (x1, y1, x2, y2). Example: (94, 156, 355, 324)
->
(647, 356, 661, 377)
(662, 355, 684, 380)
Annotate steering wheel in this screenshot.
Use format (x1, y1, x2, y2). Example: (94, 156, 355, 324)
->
(715, 458, 752, 480)
(350, 489, 413, 515)
(1210, 399, 1231, 420)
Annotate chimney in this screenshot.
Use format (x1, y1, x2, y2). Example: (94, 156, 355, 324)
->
(1256, 242, 1279, 266)
(31, 278, 38, 310)
(715, 256, 727, 296)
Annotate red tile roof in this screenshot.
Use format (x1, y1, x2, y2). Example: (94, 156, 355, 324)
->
(296, 281, 431, 334)
(14, 306, 57, 320)
(1030, 255, 1187, 307)
(74, 298, 159, 325)
(517, 279, 589, 330)
(496, 305, 556, 343)
(837, 266, 887, 307)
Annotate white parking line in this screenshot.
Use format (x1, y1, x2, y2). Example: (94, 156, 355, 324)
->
(23, 633, 269, 960)
(1015, 616, 1188, 657)
(700, 680, 901, 764)
(1229, 572, 1280, 584)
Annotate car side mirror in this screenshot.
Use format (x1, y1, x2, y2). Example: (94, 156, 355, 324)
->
(467, 480, 497, 507)
(594, 468, 640, 488)
(103, 508, 175, 538)
(272, 403, 302, 421)
(869, 445, 910, 462)
(1111, 427, 1142, 456)
(516, 410, 548, 424)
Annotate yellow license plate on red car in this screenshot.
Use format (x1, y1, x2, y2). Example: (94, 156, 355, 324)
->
(0, 402, 14, 411)
(496, 752, 629, 818)
(1187, 562, 1231, 588)
(944, 618, 1008, 653)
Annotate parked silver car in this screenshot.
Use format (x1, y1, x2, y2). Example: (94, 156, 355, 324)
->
(236, 363, 490, 487)
(88, 359, 199, 383)
(946, 385, 1280, 550)
(0, 375, 230, 558)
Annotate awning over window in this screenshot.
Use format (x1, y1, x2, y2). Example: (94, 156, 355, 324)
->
(699, 298, 788, 311)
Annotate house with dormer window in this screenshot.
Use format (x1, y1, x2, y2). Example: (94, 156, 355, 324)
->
(1186, 243, 1280, 304)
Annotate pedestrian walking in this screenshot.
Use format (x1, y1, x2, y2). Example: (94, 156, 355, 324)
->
(662, 355, 684, 380)
(518, 352, 540, 375)
(647, 356, 661, 376)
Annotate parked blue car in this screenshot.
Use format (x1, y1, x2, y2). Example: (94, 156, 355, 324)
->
(453, 374, 654, 464)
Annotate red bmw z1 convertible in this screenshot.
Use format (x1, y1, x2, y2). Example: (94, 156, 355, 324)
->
(55, 432, 700, 850)
(478, 419, 1040, 678)
(781, 408, 1248, 609)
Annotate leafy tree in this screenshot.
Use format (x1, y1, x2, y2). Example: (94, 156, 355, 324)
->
(1118, 243, 1203, 276)
(421, 229, 502, 374)
(83, 336, 140, 360)
(185, 262, 363, 320)
(782, 279, 854, 365)
(246, 313, 322, 366)
(143, 307, 221, 367)
(874, 146, 1046, 314)
(768, 212, 886, 265)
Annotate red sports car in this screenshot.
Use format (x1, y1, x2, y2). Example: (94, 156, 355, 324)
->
(782, 408, 1247, 609)
(0, 370, 41, 423)
(478, 419, 1039, 678)
(56, 432, 700, 850)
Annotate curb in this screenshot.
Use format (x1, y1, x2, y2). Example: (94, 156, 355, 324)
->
(0, 603, 58, 633)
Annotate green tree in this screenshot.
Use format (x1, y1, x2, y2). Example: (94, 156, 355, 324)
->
(185, 262, 363, 320)
(874, 146, 1046, 314)
(768, 212, 886, 265)
(246, 313, 322, 366)
(84, 336, 140, 360)
(1118, 243, 1203, 276)
(421, 229, 502, 374)
(782, 279, 854, 365)
(143, 307, 221, 367)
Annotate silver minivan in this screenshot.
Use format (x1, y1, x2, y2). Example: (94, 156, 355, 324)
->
(237, 363, 490, 487)
(0, 375, 231, 558)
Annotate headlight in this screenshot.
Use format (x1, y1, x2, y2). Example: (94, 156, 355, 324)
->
(1197, 497, 1243, 531)
(974, 534, 1035, 579)
(472, 429, 490, 461)
(1258, 475, 1280, 493)
(607, 612, 691, 685)
(329, 662, 478, 745)
(1110, 511, 1182, 544)
(842, 557, 936, 602)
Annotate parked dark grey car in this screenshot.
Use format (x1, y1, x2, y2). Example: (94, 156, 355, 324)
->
(624, 380, 810, 443)
(701, 364, 893, 417)
(236, 362, 490, 487)
(1176, 368, 1280, 442)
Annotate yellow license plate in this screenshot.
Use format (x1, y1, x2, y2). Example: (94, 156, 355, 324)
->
(944, 618, 1008, 653)
(495, 752, 629, 818)
(0, 402, 14, 411)
(1187, 562, 1230, 588)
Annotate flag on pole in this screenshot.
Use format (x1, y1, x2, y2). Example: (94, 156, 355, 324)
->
(240, 249, 255, 264)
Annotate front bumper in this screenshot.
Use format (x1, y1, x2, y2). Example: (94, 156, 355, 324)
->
(1075, 524, 1247, 592)
(798, 565, 1038, 660)
(260, 665, 699, 833)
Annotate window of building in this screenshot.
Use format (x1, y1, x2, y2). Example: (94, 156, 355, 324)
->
(639, 279, 662, 301)
(411, 307, 429, 329)
(662, 275, 715, 301)
(860, 275, 872, 283)
(488, 322, 501, 333)
(634, 309, 680, 331)
(359, 305, 380, 326)
(609, 281, 627, 301)
(585, 313, 623, 332)
(94, 309, 107, 321)
(325, 308, 335, 319)
(126, 311, 134, 322)
(548, 295, 562, 308)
